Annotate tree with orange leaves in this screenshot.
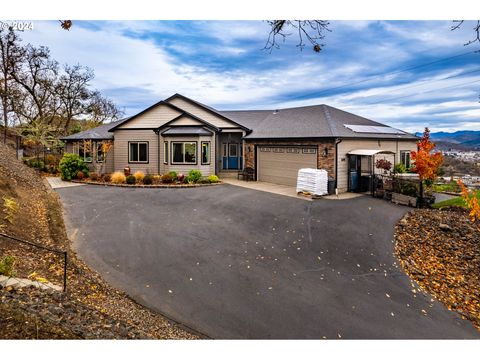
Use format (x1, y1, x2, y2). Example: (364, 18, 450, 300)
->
(457, 180, 480, 222)
(411, 127, 443, 187)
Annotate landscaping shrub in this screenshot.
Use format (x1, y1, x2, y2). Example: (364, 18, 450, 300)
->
(168, 171, 177, 180)
(25, 158, 45, 170)
(126, 175, 136, 185)
(161, 174, 173, 183)
(207, 175, 219, 183)
(111, 171, 126, 184)
(59, 153, 89, 181)
(89, 172, 100, 181)
(153, 175, 162, 184)
(0, 255, 16, 277)
(177, 173, 185, 182)
(76, 171, 85, 180)
(134, 171, 145, 183)
(186, 169, 202, 183)
(143, 174, 153, 185)
(198, 178, 211, 184)
(393, 163, 406, 174)
(103, 173, 111, 182)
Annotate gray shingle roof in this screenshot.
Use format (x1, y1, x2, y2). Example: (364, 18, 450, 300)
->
(220, 105, 418, 140)
(60, 118, 130, 141)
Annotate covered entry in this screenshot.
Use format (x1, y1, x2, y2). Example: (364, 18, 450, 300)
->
(347, 149, 395, 193)
(257, 145, 317, 186)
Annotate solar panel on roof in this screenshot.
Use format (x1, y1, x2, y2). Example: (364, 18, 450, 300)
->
(344, 124, 405, 135)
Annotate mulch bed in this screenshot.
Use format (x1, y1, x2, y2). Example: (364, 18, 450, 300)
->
(0, 143, 199, 339)
(395, 207, 480, 330)
(72, 179, 223, 188)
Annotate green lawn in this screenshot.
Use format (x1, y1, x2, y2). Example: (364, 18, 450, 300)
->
(432, 182, 461, 193)
(432, 192, 480, 209)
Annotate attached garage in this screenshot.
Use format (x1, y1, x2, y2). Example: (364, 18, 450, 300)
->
(257, 146, 317, 186)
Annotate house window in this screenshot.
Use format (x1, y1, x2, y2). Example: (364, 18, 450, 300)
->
(72, 142, 80, 155)
(129, 142, 148, 163)
(172, 142, 196, 164)
(400, 151, 411, 168)
(96, 142, 104, 163)
(164, 141, 168, 164)
(202, 142, 210, 165)
(302, 148, 316, 154)
(79, 140, 93, 163)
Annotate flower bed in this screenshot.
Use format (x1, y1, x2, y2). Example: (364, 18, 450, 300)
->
(71, 179, 223, 188)
(69, 170, 222, 188)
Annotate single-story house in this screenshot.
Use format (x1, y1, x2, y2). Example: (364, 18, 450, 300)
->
(61, 93, 418, 193)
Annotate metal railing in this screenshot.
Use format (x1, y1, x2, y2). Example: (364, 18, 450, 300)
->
(0, 232, 68, 292)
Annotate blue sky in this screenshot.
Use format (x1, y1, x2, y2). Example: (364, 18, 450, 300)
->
(20, 20, 480, 133)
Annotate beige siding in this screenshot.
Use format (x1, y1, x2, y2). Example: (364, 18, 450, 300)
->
(118, 103, 181, 129)
(160, 135, 215, 176)
(113, 129, 159, 174)
(168, 116, 204, 126)
(336, 139, 417, 192)
(167, 97, 237, 128)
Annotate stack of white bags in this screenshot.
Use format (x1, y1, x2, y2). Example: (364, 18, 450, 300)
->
(296, 168, 329, 196)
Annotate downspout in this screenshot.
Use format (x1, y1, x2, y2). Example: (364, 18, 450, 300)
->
(155, 129, 160, 175)
(334, 138, 342, 191)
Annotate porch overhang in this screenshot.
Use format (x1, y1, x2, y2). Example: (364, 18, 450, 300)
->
(347, 149, 395, 156)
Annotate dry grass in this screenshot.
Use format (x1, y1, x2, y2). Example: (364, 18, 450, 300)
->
(133, 171, 145, 183)
(111, 171, 126, 184)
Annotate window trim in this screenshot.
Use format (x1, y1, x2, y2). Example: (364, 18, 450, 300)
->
(128, 141, 149, 164)
(400, 150, 411, 168)
(171, 141, 197, 165)
(201, 141, 211, 165)
(163, 141, 168, 164)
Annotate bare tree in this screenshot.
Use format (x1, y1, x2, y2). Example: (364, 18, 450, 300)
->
(0, 27, 24, 143)
(9, 44, 60, 126)
(451, 20, 480, 46)
(264, 20, 331, 53)
(56, 64, 94, 133)
(85, 90, 123, 125)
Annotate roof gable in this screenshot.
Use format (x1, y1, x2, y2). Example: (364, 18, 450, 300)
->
(165, 93, 250, 131)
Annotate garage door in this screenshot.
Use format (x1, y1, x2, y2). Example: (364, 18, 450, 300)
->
(257, 146, 317, 186)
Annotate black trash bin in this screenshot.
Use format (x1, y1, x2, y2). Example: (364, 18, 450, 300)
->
(327, 178, 335, 195)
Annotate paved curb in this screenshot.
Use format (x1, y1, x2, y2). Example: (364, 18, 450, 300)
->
(71, 180, 224, 188)
(0, 274, 62, 292)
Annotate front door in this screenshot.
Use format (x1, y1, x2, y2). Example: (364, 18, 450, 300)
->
(222, 143, 241, 170)
(348, 155, 361, 192)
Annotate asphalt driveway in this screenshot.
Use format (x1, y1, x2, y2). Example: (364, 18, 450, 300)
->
(56, 184, 479, 339)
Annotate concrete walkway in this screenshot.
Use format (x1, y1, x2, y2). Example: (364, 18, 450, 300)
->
(222, 179, 365, 201)
(221, 178, 311, 201)
(46, 177, 85, 189)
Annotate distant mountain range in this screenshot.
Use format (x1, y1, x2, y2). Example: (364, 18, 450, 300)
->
(414, 130, 480, 150)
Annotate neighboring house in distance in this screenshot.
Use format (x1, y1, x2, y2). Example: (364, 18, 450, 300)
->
(61, 93, 418, 193)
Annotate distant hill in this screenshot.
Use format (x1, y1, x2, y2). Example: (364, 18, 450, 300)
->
(415, 130, 480, 150)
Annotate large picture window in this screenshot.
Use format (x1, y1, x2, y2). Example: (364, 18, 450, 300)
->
(201, 142, 210, 165)
(172, 142, 196, 164)
(400, 150, 411, 169)
(129, 142, 148, 163)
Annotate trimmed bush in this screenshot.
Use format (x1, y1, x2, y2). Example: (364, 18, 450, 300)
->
(207, 175, 219, 183)
(103, 173, 111, 182)
(59, 153, 89, 181)
(168, 171, 177, 180)
(126, 175, 136, 185)
(161, 174, 173, 183)
(111, 171, 126, 184)
(186, 169, 202, 183)
(76, 171, 85, 180)
(143, 174, 153, 185)
(393, 163, 407, 174)
(198, 178, 211, 184)
(89, 172, 100, 181)
(177, 173, 185, 182)
(134, 171, 145, 183)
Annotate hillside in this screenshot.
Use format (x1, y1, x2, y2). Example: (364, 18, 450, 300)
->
(0, 143, 197, 339)
(416, 130, 480, 150)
